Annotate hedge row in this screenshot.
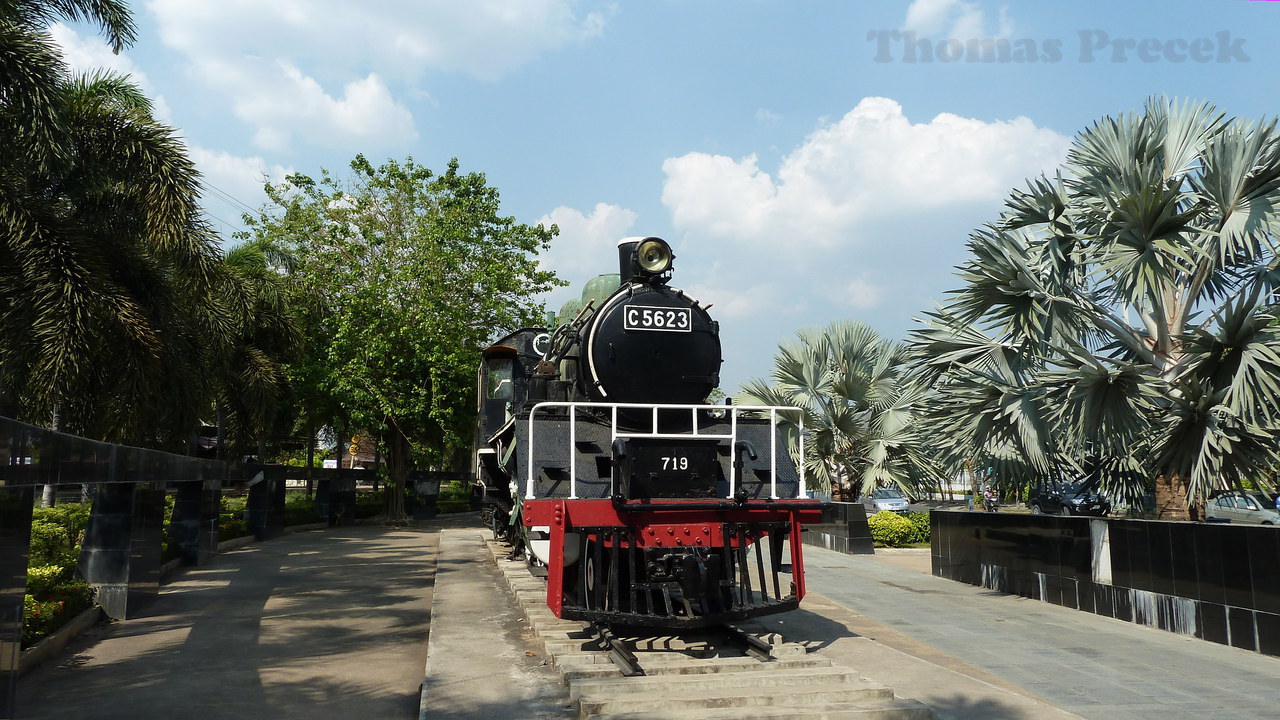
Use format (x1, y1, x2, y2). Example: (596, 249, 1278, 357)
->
(867, 510, 932, 547)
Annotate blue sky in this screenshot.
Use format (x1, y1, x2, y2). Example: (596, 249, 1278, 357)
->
(52, 0, 1280, 391)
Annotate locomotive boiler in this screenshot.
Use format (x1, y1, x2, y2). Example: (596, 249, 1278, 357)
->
(473, 236, 825, 628)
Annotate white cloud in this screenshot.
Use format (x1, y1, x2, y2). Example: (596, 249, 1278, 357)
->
(903, 0, 1014, 39)
(659, 97, 1070, 388)
(833, 277, 885, 311)
(148, 0, 606, 82)
(144, 0, 607, 151)
(661, 97, 1069, 249)
(230, 63, 416, 152)
(536, 203, 637, 308)
(681, 282, 798, 322)
(48, 23, 172, 122)
(188, 146, 292, 233)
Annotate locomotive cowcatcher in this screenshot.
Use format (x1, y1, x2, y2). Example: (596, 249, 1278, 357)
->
(473, 236, 827, 629)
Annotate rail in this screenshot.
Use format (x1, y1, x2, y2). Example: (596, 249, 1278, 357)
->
(524, 401, 805, 501)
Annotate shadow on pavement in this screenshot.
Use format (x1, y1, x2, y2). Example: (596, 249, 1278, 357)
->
(18, 524, 446, 720)
(753, 605, 858, 652)
(926, 693, 1037, 720)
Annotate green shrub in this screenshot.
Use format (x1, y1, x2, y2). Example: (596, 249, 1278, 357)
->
(24, 562, 95, 648)
(26, 565, 69, 597)
(28, 503, 91, 567)
(28, 519, 74, 567)
(219, 495, 250, 539)
(23, 579, 94, 648)
(284, 492, 320, 526)
(355, 491, 383, 518)
(867, 510, 914, 547)
(904, 511, 932, 544)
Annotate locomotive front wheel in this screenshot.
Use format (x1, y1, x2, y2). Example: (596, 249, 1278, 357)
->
(580, 537, 609, 611)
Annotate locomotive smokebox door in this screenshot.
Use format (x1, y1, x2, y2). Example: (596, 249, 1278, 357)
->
(583, 286, 721, 405)
(615, 438, 719, 499)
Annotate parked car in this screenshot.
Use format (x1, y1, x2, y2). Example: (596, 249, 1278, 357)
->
(860, 486, 911, 514)
(1028, 481, 1110, 517)
(1205, 490, 1280, 525)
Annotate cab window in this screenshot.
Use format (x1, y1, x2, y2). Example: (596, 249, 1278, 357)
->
(486, 358, 513, 401)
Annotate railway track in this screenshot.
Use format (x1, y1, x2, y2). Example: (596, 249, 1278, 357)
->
(485, 539, 933, 720)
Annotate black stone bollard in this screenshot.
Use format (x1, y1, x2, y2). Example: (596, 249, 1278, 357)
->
(169, 479, 220, 565)
(247, 465, 287, 541)
(76, 481, 166, 620)
(0, 485, 35, 718)
(315, 475, 357, 527)
(409, 470, 439, 520)
(804, 502, 875, 555)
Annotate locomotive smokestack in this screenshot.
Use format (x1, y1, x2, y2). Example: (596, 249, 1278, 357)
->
(617, 236, 673, 284)
(618, 237, 641, 283)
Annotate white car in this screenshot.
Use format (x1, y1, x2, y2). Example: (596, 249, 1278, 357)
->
(1205, 491, 1280, 525)
(860, 486, 911, 513)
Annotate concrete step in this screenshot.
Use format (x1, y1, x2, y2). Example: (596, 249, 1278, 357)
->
(522, 609, 563, 624)
(586, 697, 933, 720)
(543, 637, 601, 654)
(560, 654, 833, 681)
(534, 627, 593, 640)
(553, 652, 612, 667)
(575, 681, 896, 717)
(570, 666, 865, 700)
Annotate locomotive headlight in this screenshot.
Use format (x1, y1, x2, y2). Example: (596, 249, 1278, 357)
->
(636, 238, 673, 275)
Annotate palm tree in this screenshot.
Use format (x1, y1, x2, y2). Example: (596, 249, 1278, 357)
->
(2, 14, 223, 445)
(913, 98, 1280, 520)
(741, 320, 942, 501)
(213, 237, 304, 458)
(0, 0, 135, 171)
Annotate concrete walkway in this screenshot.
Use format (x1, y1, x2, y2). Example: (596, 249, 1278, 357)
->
(806, 546, 1280, 720)
(17, 524, 444, 720)
(420, 529, 573, 720)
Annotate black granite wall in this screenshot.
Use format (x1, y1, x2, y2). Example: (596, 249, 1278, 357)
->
(804, 502, 875, 555)
(247, 464, 288, 541)
(0, 485, 34, 714)
(931, 511, 1280, 657)
(77, 481, 167, 620)
(170, 479, 221, 565)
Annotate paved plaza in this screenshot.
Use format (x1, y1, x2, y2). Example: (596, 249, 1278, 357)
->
(18, 524, 442, 720)
(805, 546, 1280, 720)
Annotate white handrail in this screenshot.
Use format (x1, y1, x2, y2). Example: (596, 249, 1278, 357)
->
(524, 401, 805, 501)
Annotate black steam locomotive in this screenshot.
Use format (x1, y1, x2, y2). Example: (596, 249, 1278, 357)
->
(473, 237, 825, 628)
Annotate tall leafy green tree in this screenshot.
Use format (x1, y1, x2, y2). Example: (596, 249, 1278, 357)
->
(913, 98, 1280, 520)
(741, 320, 941, 501)
(2, 2, 223, 446)
(245, 155, 562, 520)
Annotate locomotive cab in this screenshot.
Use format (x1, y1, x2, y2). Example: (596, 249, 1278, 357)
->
(474, 328, 549, 537)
